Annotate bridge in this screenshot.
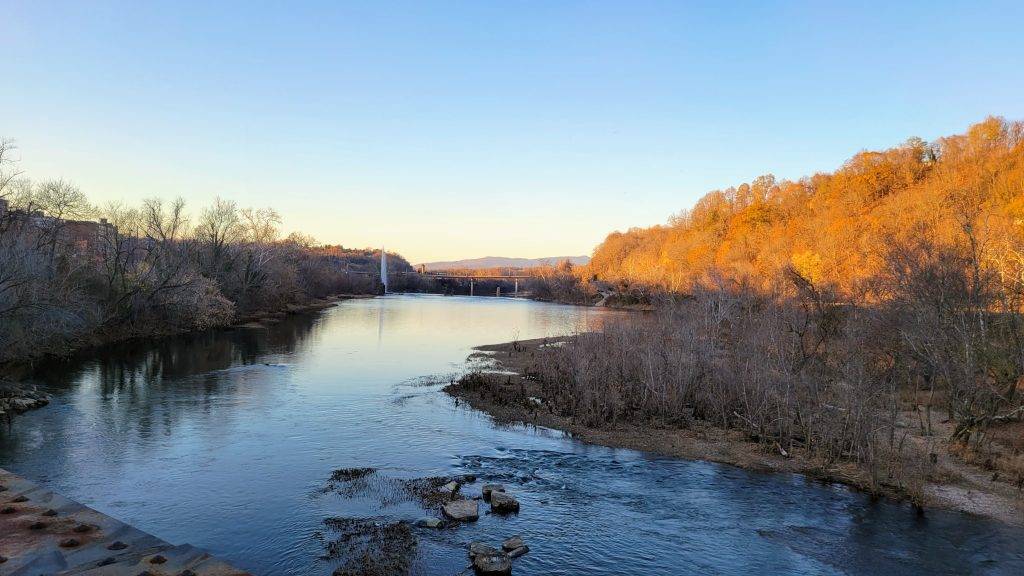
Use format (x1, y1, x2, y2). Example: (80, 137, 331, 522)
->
(398, 271, 530, 296)
(344, 256, 536, 295)
(332, 250, 539, 296)
(406, 271, 533, 280)
(338, 252, 536, 296)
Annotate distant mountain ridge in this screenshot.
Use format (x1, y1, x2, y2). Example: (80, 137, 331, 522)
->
(418, 255, 590, 271)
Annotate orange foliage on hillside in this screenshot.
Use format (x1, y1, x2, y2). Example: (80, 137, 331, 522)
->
(586, 117, 1024, 296)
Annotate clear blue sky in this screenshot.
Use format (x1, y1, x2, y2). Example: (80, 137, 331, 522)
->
(3, 1, 1023, 263)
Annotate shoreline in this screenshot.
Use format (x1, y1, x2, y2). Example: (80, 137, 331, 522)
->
(0, 293, 375, 417)
(446, 337, 1024, 527)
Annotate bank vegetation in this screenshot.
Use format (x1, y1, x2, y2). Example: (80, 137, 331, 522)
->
(0, 140, 410, 365)
(458, 117, 1024, 516)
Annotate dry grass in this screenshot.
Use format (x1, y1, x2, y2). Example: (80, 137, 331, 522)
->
(448, 281, 1024, 523)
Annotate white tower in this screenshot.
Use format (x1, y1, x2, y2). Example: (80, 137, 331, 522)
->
(380, 247, 389, 293)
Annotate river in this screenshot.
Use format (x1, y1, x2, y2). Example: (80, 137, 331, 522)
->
(2, 294, 1022, 575)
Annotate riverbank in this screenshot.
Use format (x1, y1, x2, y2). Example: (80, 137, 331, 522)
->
(0, 293, 373, 417)
(0, 382, 49, 419)
(446, 337, 1024, 527)
(227, 293, 374, 329)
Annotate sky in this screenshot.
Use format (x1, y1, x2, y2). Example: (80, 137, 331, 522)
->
(3, 1, 1023, 263)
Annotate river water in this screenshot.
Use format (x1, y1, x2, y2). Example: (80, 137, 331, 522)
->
(2, 294, 1023, 575)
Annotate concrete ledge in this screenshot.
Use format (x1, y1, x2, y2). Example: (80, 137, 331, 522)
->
(0, 468, 251, 576)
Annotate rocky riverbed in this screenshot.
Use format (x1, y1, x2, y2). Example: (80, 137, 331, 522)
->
(318, 468, 530, 575)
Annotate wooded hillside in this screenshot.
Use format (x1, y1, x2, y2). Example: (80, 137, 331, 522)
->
(587, 117, 1024, 297)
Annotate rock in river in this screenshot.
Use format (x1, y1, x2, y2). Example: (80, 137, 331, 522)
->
(490, 491, 520, 513)
(502, 535, 529, 558)
(415, 517, 444, 528)
(472, 550, 512, 575)
(481, 483, 505, 501)
(442, 499, 479, 522)
(469, 543, 511, 576)
(469, 542, 500, 559)
(501, 536, 525, 551)
(508, 545, 529, 559)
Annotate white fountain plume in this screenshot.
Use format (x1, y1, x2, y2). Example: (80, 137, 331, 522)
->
(380, 246, 389, 294)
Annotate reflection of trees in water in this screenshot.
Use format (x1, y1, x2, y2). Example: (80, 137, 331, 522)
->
(21, 314, 324, 444)
(37, 313, 320, 386)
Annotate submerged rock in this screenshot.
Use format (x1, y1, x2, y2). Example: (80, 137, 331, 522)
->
(414, 516, 444, 529)
(329, 467, 377, 482)
(322, 517, 416, 576)
(490, 491, 520, 513)
(400, 476, 462, 507)
(442, 499, 479, 522)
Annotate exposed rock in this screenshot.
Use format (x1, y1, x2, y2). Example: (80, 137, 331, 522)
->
(414, 516, 444, 528)
(468, 542, 500, 559)
(149, 555, 168, 564)
(440, 480, 461, 494)
(442, 499, 479, 522)
(489, 491, 520, 513)
(59, 538, 80, 548)
(0, 382, 50, 416)
(472, 550, 512, 575)
(508, 546, 529, 559)
(501, 536, 524, 551)
(481, 483, 505, 501)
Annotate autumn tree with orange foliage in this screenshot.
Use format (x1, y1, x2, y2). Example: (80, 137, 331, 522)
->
(586, 117, 1024, 300)
(521, 118, 1024, 502)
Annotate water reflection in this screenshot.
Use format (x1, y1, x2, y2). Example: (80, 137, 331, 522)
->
(0, 295, 1021, 576)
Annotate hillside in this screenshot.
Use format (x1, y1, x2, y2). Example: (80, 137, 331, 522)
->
(419, 255, 590, 271)
(585, 117, 1024, 294)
